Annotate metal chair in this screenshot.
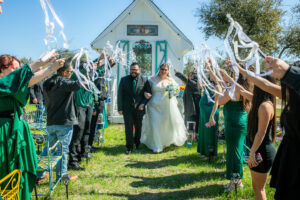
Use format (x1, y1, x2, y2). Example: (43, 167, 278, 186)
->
(24, 105, 66, 199)
(0, 170, 22, 200)
(217, 125, 226, 163)
(186, 121, 196, 148)
(94, 114, 105, 146)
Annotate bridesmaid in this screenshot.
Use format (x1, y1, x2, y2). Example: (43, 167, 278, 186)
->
(197, 71, 220, 160)
(209, 69, 252, 191)
(0, 54, 64, 199)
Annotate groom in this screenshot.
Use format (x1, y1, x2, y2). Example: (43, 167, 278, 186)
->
(117, 62, 150, 154)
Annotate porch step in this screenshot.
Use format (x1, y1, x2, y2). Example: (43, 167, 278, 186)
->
(108, 115, 124, 124)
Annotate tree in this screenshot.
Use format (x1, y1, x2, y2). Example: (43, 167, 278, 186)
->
(56, 49, 77, 62)
(278, 26, 300, 58)
(277, 3, 300, 58)
(183, 58, 195, 76)
(20, 57, 33, 66)
(195, 0, 284, 54)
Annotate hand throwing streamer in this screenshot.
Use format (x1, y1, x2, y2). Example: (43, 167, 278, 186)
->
(190, 44, 229, 103)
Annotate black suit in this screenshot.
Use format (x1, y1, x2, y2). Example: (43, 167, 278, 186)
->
(175, 71, 201, 133)
(117, 74, 150, 150)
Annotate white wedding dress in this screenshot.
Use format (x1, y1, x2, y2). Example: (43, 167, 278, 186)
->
(141, 76, 187, 152)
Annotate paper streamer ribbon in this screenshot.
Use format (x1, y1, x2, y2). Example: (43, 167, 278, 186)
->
(70, 48, 100, 94)
(40, 0, 69, 50)
(225, 14, 273, 78)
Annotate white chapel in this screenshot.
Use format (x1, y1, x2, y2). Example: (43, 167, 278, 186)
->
(91, 0, 194, 123)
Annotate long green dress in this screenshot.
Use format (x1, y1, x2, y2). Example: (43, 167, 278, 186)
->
(223, 101, 247, 180)
(197, 89, 219, 157)
(0, 64, 38, 199)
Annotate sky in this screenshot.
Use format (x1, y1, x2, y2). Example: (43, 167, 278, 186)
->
(0, 0, 298, 61)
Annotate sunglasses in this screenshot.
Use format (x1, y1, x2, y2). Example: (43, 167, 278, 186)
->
(160, 68, 168, 71)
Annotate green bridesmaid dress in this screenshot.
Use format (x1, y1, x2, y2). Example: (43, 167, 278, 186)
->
(0, 64, 38, 199)
(197, 89, 219, 157)
(223, 101, 247, 180)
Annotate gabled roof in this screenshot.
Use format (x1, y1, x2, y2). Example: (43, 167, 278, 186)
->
(91, 0, 193, 49)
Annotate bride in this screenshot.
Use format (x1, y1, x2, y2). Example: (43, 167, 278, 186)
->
(141, 63, 187, 153)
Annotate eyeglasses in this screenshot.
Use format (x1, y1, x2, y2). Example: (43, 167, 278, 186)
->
(66, 70, 73, 73)
(160, 68, 168, 71)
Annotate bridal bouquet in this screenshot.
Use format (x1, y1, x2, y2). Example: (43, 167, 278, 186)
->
(165, 83, 180, 99)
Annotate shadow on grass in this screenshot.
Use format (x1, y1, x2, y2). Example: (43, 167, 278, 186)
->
(107, 184, 224, 200)
(126, 154, 225, 169)
(99, 144, 127, 155)
(130, 171, 224, 189)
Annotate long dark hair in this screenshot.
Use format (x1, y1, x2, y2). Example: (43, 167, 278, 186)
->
(237, 72, 250, 110)
(280, 62, 300, 133)
(247, 75, 276, 142)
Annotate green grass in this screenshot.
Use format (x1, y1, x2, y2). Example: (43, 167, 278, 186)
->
(34, 124, 275, 200)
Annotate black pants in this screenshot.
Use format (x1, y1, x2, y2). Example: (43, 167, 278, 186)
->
(123, 109, 144, 150)
(89, 102, 104, 147)
(69, 106, 93, 164)
(193, 95, 201, 134)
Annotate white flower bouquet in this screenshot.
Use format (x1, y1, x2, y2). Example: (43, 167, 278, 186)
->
(165, 83, 180, 99)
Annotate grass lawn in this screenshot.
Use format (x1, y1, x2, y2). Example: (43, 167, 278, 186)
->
(35, 124, 276, 200)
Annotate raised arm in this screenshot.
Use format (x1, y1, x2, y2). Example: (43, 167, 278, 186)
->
(208, 85, 223, 127)
(235, 63, 281, 98)
(28, 58, 65, 87)
(174, 69, 188, 84)
(219, 69, 253, 102)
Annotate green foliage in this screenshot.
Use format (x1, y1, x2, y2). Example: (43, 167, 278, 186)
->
(56, 49, 77, 63)
(183, 58, 195, 76)
(20, 57, 33, 66)
(278, 3, 300, 59)
(195, 0, 284, 54)
(278, 26, 300, 58)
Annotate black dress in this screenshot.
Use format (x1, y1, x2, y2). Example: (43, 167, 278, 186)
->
(248, 118, 276, 173)
(270, 108, 300, 199)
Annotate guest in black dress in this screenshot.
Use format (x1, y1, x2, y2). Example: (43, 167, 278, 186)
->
(235, 57, 300, 199)
(247, 75, 276, 200)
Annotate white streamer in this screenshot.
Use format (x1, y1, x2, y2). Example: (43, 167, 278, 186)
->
(40, 0, 69, 50)
(70, 48, 100, 94)
(225, 14, 273, 78)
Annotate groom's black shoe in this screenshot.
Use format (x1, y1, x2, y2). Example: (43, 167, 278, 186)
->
(125, 149, 132, 155)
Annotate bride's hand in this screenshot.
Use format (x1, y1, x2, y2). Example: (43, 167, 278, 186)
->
(144, 92, 152, 99)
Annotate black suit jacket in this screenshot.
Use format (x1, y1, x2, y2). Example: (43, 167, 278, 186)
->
(117, 74, 151, 114)
(29, 80, 44, 104)
(175, 71, 201, 117)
